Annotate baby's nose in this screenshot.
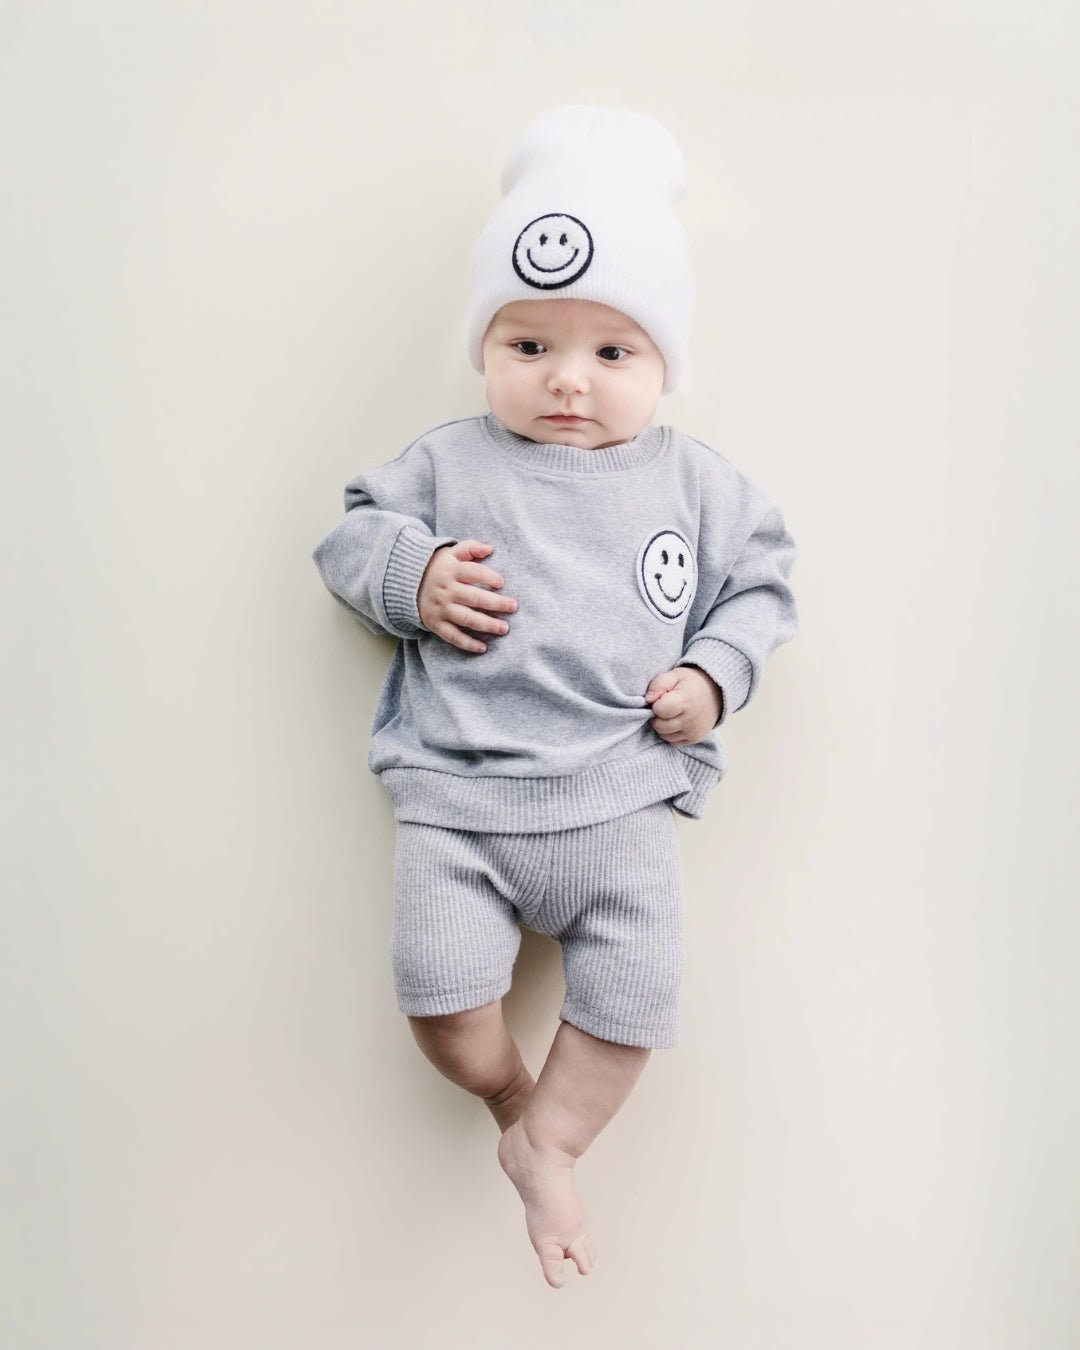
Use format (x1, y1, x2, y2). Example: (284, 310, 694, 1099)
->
(548, 362, 589, 394)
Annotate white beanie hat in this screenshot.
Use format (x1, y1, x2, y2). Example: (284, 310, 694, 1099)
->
(465, 105, 694, 396)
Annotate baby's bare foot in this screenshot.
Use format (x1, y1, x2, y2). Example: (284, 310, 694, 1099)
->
(497, 1118, 597, 1288)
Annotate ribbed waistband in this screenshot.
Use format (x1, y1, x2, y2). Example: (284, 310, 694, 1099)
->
(378, 742, 721, 833)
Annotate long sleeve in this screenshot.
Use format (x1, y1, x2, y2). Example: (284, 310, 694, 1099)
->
(311, 440, 458, 641)
(677, 503, 799, 726)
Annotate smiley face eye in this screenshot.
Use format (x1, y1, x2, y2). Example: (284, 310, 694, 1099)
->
(678, 553, 685, 567)
(539, 233, 547, 245)
(660, 549, 669, 565)
(560, 233, 567, 245)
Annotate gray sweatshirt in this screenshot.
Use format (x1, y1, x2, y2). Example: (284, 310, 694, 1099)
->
(312, 411, 798, 832)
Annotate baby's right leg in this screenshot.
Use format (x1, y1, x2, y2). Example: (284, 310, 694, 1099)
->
(392, 822, 533, 1127)
(407, 999, 535, 1132)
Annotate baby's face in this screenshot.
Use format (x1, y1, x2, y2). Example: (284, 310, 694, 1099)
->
(481, 299, 666, 450)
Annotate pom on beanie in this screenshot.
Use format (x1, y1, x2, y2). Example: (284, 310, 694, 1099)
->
(465, 105, 694, 396)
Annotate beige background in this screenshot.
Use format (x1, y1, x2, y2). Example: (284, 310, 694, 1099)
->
(4, 2, 1077, 1346)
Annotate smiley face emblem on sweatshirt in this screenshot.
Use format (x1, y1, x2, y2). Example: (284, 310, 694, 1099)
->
(512, 213, 594, 290)
(636, 529, 697, 623)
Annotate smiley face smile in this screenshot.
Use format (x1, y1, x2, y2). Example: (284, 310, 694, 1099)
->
(655, 575, 687, 604)
(526, 245, 580, 272)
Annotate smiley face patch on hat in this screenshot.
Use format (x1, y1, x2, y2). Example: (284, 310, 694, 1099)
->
(512, 213, 594, 290)
(636, 529, 696, 622)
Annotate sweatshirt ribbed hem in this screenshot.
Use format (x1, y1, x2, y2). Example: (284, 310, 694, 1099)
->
(378, 741, 721, 833)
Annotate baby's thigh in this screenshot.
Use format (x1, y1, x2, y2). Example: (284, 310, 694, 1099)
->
(390, 822, 523, 1017)
(533, 802, 685, 1048)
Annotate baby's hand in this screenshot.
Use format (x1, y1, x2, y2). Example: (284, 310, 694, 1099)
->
(644, 666, 722, 745)
(417, 539, 518, 653)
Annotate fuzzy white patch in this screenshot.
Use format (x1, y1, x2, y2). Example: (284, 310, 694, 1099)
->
(636, 528, 696, 623)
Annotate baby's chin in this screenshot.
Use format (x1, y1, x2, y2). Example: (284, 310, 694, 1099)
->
(493, 411, 646, 450)
(541, 422, 646, 450)
(537, 425, 616, 450)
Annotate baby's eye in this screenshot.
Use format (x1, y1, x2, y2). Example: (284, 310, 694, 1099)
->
(598, 345, 630, 361)
(513, 341, 545, 356)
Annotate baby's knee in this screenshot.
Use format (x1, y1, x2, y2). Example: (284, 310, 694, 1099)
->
(405, 1000, 521, 1097)
(406, 1002, 500, 1035)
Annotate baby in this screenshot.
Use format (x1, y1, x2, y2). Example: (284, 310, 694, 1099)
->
(312, 105, 799, 1289)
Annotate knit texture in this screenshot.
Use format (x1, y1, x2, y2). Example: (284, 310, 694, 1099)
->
(465, 105, 694, 394)
(312, 412, 798, 832)
(391, 801, 684, 1048)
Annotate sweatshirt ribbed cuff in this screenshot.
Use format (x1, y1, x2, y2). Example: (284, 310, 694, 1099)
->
(383, 527, 458, 634)
(677, 637, 754, 726)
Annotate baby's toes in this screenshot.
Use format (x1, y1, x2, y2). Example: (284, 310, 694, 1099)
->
(537, 1240, 569, 1289)
(566, 1235, 595, 1276)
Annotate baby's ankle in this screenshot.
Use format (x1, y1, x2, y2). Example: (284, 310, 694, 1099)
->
(510, 1112, 580, 1166)
(484, 1064, 535, 1132)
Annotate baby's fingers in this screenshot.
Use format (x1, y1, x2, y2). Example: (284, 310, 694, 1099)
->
(445, 602, 510, 638)
(454, 579, 518, 615)
(456, 560, 507, 591)
(650, 709, 693, 744)
(650, 689, 685, 719)
(432, 618, 490, 654)
(450, 539, 495, 562)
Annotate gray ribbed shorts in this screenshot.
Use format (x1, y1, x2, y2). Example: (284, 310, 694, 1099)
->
(390, 799, 684, 1049)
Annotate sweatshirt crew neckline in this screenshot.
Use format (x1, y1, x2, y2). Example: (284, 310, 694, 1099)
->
(482, 412, 668, 474)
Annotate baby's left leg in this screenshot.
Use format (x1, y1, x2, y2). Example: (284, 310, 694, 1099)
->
(498, 1020, 650, 1288)
(498, 800, 683, 1288)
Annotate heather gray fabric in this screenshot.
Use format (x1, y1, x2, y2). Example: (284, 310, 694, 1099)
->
(312, 410, 798, 832)
(390, 800, 684, 1049)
